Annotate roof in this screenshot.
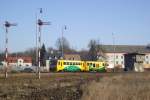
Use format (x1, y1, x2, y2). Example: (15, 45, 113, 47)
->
(7, 56, 32, 63)
(100, 45, 150, 53)
(64, 53, 81, 60)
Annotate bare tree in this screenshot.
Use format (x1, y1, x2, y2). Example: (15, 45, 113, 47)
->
(55, 37, 71, 53)
(88, 39, 98, 61)
(88, 39, 106, 61)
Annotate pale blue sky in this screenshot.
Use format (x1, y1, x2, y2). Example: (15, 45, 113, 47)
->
(0, 0, 150, 52)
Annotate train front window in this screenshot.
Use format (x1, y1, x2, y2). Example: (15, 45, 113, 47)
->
(87, 63, 89, 66)
(90, 63, 92, 66)
(64, 62, 66, 65)
(103, 63, 105, 66)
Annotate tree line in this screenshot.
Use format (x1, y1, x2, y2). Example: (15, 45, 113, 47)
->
(0, 37, 105, 66)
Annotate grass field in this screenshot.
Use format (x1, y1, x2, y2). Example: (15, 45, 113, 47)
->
(0, 72, 150, 100)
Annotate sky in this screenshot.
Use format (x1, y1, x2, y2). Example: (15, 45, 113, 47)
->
(0, 0, 150, 52)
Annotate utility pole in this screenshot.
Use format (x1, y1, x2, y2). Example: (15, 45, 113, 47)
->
(4, 21, 17, 78)
(112, 32, 116, 72)
(37, 19, 50, 79)
(61, 25, 67, 59)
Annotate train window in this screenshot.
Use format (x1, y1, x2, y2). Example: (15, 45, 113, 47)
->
(73, 62, 75, 65)
(93, 64, 95, 67)
(103, 63, 105, 66)
(66, 62, 69, 65)
(64, 62, 66, 65)
(70, 62, 72, 65)
(76, 62, 78, 65)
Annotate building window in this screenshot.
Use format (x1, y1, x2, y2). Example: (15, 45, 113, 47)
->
(146, 61, 149, 64)
(146, 56, 149, 59)
(116, 56, 118, 59)
(116, 61, 118, 64)
(121, 56, 123, 59)
(121, 61, 124, 64)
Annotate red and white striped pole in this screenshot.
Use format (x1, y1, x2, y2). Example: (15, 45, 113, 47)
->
(38, 20, 41, 79)
(5, 26, 8, 78)
(4, 21, 17, 78)
(37, 19, 50, 79)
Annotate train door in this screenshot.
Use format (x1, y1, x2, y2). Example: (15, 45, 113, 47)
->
(83, 62, 86, 71)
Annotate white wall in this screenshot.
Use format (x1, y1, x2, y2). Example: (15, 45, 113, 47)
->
(144, 54, 150, 64)
(8, 58, 32, 67)
(144, 53, 150, 68)
(105, 53, 125, 68)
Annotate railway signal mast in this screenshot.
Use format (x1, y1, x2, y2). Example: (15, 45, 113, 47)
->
(4, 21, 17, 78)
(37, 19, 50, 79)
(35, 8, 43, 74)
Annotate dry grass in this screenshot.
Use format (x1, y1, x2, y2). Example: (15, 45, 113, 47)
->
(81, 72, 150, 100)
(0, 72, 150, 100)
(0, 72, 97, 100)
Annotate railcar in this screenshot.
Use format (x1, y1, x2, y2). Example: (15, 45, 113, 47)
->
(56, 60, 106, 72)
(85, 61, 106, 72)
(57, 60, 85, 72)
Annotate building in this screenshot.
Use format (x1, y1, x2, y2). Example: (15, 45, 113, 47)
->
(124, 53, 145, 72)
(99, 45, 150, 71)
(64, 53, 81, 60)
(7, 56, 32, 67)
